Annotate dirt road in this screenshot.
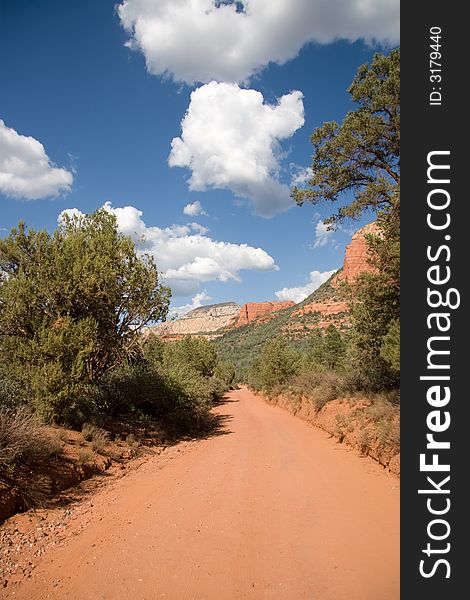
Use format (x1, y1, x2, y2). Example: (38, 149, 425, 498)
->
(6, 387, 399, 600)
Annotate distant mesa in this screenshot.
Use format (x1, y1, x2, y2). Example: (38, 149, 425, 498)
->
(150, 302, 240, 339)
(146, 222, 378, 341)
(148, 300, 295, 340)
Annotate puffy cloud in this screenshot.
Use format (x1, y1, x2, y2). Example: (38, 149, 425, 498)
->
(0, 119, 73, 200)
(58, 207, 83, 223)
(169, 82, 304, 217)
(313, 220, 334, 248)
(187, 222, 209, 235)
(183, 200, 207, 216)
(168, 291, 212, 319)
(118, 0, 399, 85)
(275, 269, 337, 303)
(58, 202, 277, 297)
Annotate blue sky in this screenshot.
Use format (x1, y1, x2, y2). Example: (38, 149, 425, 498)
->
(0, 0, 399, 315)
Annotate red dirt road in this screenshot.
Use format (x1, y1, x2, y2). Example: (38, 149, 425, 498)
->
(6, 387, 399, 600)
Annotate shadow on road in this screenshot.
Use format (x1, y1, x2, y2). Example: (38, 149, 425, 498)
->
(196, 393, 237, 440)
(40, 394, 237, 514)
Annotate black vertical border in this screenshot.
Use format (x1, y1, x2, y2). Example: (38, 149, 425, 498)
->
(401, 3, 467, 598)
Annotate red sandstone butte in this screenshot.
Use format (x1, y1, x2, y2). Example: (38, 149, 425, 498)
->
(291, 222, 379, 326)
(230, 301, 294, 328)
(333, 222, 379, 285)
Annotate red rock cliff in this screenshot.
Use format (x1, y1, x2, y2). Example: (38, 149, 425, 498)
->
(290, 222, 380, 330)
(333, 222, 379, 285)
(229, 301, 294, 328)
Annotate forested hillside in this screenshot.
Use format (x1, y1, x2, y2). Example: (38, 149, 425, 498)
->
(214, 272, 341, 376)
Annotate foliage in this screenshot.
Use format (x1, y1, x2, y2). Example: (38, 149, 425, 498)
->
(78, 448, 94, 465)
(0, 210, 170, 422)
(288, 370, 354, 412)
(81, 423, 110, 453)
(90, 428, 110, 454)
(380, 318, 400, 373)
(346, 224, 400, 390)
(215, 272, 339, 379)
(162, 336, 218, 379)
(212, 360, 236, 391)
(248, 336, 300, 393)
(302, 325, 347, 371)
(292, 49, 400, 227)
(0, 365, 25, 410)
(247, 327, 351, 402)
(90, 335, 233, 432)
(142, 334, 165, 365)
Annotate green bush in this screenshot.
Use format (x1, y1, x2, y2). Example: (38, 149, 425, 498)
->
(161, 336, 217, 378)
(0, 211, 170, 423)
(0, 366, 25, 409)
(380, 318, 400, 373)
(287, 370, 355, 412)
(96, 346, 217, 433)
(211, 360, 236, 398)
(248, 336, 300, 393)
(301, 326, 347, 372)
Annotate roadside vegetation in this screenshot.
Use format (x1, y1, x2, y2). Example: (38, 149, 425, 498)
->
(245, 324, 399, 468)
(0, 209, 234, 518)
(214, 274, 344, 378)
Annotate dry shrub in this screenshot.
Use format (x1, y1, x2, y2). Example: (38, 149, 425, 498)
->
(0, 406, 62, 469)
(91, 429, 109, 454)
(125, 433, 136, 445)
(81, 422, 96, 441)
(356, 428, 371, 455)
(287, 370, 354, 412)
(0, 407, 63, 509)
(376, 419, 400, 455)
(353, 393, 400, 458)
(46, 434, 65, 458)
(125, 433, 140, 457)
(334, 414, 353, 442)
(17, 475, 52, 509)
(56, 428, 69, 442)
(81, 423, 110, 454)
(78, 448, 94, 464)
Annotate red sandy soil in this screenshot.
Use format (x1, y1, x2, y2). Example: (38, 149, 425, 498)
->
(1, 387, 399, 599)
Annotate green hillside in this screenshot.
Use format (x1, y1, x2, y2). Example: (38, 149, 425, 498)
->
(214, 271, 346, 377)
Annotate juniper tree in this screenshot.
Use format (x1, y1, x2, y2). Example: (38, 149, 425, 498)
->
(293, 50, 400, 389)
(0, 209, 171, 420)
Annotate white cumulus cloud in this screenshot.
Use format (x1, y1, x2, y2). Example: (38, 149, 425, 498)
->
(187, 222, 209, 235)
(183, 200, 207, 216)
(313, 220, 335, 248)
(118, 0, 399, 85)
(58, 202, 277, 297)
(0, 119, 73, 200)
(58, 207, 83, 223)
(169, 82, 304, 217)
(275, 269, 337, 303)
(168, 291, 212, 319)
